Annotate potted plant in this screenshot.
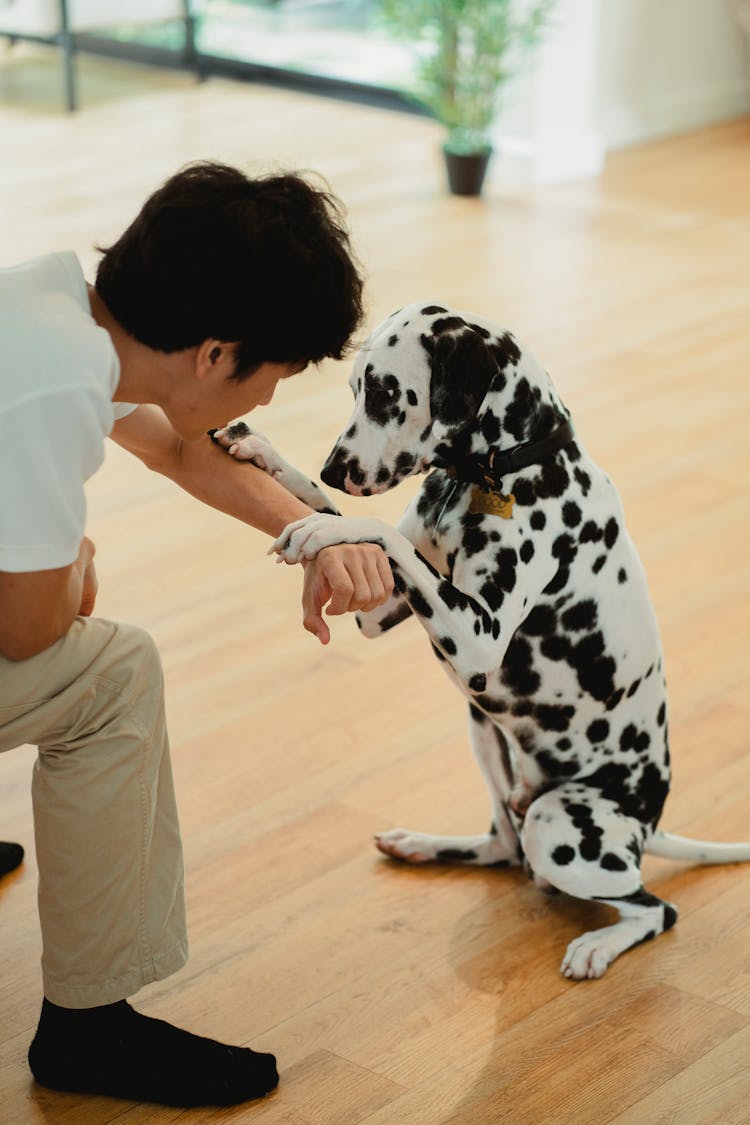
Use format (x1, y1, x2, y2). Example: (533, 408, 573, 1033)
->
(379, 0, 557, 196)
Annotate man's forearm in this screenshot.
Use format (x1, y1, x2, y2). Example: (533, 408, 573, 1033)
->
(160, 433, 313, 537)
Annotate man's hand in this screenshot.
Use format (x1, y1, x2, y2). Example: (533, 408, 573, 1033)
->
(302, 544, 394, 644)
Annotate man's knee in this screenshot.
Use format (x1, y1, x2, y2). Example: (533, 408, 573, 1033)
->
(104, 621, 164, 704)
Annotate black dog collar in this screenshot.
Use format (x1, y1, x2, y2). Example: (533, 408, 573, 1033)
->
(441, 418, 576, 489)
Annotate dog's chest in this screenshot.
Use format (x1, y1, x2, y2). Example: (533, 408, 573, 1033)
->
(412, 474, 473, 577)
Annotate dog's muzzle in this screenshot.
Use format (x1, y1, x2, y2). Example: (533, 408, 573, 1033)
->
(321, 445, 369, 492)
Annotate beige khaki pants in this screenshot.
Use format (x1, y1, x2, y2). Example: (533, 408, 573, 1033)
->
(0, 616, 188, 1008)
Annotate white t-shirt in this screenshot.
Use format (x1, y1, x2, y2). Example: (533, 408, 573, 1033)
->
(0, 251, 136, 572)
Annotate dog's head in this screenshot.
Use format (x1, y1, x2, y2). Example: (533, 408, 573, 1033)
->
(321, 302, 523, 495)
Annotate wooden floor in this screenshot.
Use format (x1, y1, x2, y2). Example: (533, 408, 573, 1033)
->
(1, 47, 750, 1125)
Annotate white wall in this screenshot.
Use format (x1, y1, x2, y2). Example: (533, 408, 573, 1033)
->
(598, 0, 750, 149)
(491, 0, 750, 187)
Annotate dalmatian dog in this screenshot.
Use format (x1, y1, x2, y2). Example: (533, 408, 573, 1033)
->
(214, 302, 750, 980)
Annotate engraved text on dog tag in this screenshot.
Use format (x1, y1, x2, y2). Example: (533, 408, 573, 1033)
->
(469, 488, 515, 519)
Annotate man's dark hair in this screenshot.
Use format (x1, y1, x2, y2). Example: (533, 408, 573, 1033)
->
(95, 161, 365, 378)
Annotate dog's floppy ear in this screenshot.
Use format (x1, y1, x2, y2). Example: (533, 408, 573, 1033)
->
(426, 322, 499, 442)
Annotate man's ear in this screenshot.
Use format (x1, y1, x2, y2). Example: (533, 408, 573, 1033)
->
(427, 326, 499, 442)
(195, 340, 238, 380)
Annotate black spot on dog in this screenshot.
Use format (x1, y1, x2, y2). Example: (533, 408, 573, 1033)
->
(512, 477, 536, 507)
(503, 377, 536, 443)
(388, 334, 399, 346)
(663, 903, 678, 930)
(567, 632, 617, 703)
(395, 451, 417, 478)
(592, 555, 607, 574)
(574, 468, 592, 495)
(587, 719, 609, 743)
(475, 694, 508, 714)
(421, 305, 448, 315)
(520, 605, 557, 636)
(348, 458, 366, 486)
(541, 634, 571, 662)
(579, 834, 602, 861)
(469, 673, 487, 693)
(561, 599, 597, 632)
(536, 460, 570, 500)
(552, 534, 578, 568)
(493, 548, 519, 593)
(408, 586, 433, 618)
(604, 518, 620, 549)
(535, 705, 576, 733)
(481, 410, 501, 444)
(537, 751, 579, 782)
(579, 521, 603, 544)
(601, 852, 628, 871)
(620, 724, 639, 752)
(636, 763, 669, 824)
(489, 332, 522, 371)
(606, 688, 625, 712)
(437, 847, 478, 861)
(374, 603, 413, 633)
(563, 501, 582, 527)
(502, 637, 541, 696)
(464, 526, 489, 557)
(438, 580, 462, 609)
(552, 845, 575, 865)
(520, 539, 535, 564)
(431, 317, 467, 334)
(406, 388, 418, 406)
(583, 760, 668, 827)
(530, 510, 546, 531)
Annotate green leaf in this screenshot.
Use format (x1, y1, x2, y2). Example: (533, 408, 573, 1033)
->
(379, 0, 557, 147)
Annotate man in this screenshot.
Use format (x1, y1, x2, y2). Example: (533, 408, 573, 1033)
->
(0, 161, 393, 1108)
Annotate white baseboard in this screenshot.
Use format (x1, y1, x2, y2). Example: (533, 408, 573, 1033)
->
(603, 79, 750, 150)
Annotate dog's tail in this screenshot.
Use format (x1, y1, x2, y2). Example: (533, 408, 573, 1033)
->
(645, 830, 750, 864)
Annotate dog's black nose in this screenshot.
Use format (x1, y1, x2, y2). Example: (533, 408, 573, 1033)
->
(321, 450, 348, 490)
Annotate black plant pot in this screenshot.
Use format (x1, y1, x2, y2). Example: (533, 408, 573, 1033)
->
(443, 145, 493, 197)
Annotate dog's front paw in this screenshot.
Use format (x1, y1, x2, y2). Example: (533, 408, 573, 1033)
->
(374, 829, 437, 863)
(214, 422, 284, 476)
(270, 515, 386, 564)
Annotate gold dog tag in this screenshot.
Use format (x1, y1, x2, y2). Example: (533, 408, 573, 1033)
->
(469, 487, 515, 519)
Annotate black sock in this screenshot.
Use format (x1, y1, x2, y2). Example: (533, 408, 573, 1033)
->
(0, 842, 24, 877)
(28, 998, 278, 1108)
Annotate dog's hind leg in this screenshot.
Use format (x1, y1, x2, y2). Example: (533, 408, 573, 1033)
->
(521, 783, 678, 979)
(375, 705, 520, 867)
